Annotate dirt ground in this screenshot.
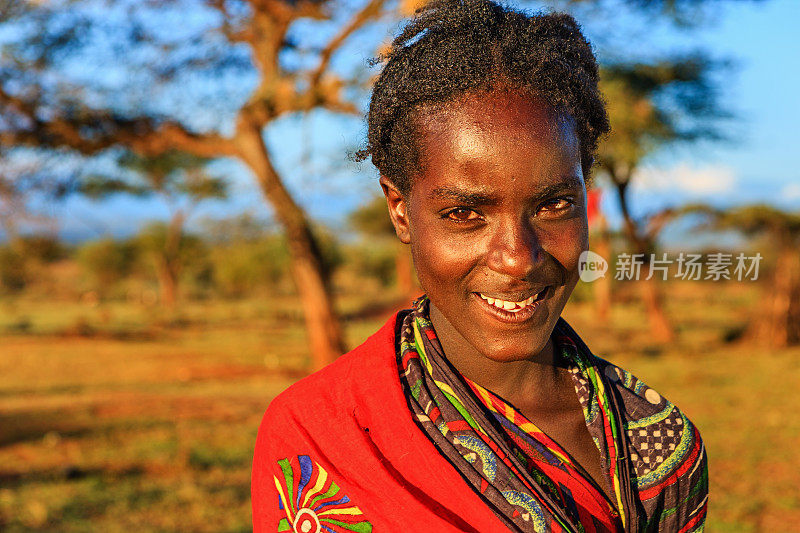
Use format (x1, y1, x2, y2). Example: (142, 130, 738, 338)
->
(0, 283, 798, 531)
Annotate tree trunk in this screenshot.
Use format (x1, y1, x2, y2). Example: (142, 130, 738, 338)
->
(236, 120, 345, 370)
(155, 257, 177, 309)
(155, 211, 184, 309)
(749, 245, 800, 347)
(640, 263, 676, 343)
(612, 178, 676, 343)
(788, 253, 800, 345)
(592, 211, 612, 324)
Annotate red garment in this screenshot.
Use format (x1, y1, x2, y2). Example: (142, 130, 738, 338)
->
(252, 312, 708, 532)
(252, 314, 508, 532)
(396, 298, 624, 532)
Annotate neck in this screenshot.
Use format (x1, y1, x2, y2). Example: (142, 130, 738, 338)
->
(428, 301, 564, 405)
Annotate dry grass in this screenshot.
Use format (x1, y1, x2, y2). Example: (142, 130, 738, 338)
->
(0, 282, 797, 531)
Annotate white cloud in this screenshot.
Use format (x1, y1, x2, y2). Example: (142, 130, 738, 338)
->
(780, 182, 800, 201)
(630, 163, 737, 196)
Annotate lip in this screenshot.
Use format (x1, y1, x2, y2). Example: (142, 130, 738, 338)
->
(472, 286, 550, 324)
(476, 286, 549, 302)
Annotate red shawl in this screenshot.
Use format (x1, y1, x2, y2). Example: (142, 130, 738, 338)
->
(252, 312, 707, 532)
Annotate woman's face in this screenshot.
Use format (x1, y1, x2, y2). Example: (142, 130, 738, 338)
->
(382, 90, 588, 364)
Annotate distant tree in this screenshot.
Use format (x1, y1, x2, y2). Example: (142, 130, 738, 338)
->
(211, 235, 289, 296)
(0, 245, 26, 293)
(0, 0, 394, 369)
(0, 0, 756, 366)
(595, 55, 729, 342)
(349, 195, 416, 296)
(205, 218, 342, 299)
(76, 238, 136, 299)
(15, 234, 66, 264)
(198, 214, 284, 295)
(0, 149, 71, 293)
(80, 151, 227, 308)
(200, 213, 273, 246)
(681, 203, 800, 347)
(132, 221, 210, 307)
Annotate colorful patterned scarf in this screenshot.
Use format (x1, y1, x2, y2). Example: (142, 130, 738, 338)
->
(397, 297, 640, 532)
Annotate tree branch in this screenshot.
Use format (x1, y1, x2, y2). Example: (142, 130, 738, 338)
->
(645, 207, 677, 242)
(309, 0, 387, 88)
(1, 88, 237, 159)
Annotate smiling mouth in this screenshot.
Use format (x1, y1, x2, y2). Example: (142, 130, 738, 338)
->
(476, 287, 549, 314)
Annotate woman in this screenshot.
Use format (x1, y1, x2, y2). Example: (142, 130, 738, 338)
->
(252, 1, 707, 531)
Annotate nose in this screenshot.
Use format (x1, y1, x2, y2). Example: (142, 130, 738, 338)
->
(486, 215, 543, 279)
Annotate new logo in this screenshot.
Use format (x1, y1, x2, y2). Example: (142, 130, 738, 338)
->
(579, 250, 608, 283)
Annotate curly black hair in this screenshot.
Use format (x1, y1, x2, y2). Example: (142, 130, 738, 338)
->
(359, 0, 609, 195)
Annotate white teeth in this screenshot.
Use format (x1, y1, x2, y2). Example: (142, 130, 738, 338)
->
(479, 292, 542, 312)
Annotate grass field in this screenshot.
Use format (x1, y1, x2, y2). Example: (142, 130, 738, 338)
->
(0, 282, 798, 531)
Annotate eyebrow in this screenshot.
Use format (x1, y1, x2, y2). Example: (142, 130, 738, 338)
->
(530, 177, 585, 202)
(428, 186, 500, 206)
(428, 177, 583, 205)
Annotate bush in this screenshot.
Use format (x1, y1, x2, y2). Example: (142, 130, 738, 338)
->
(210, 236, 290, 297)
(76, 238, 137, 298)
(0, 247, 28, 293)
(346, 241, 396, 288)
(17, 235, 67, 263)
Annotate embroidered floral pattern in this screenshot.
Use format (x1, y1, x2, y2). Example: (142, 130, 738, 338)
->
(274, 455, 372, 533)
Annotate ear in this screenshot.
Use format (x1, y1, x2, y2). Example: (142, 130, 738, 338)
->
(379, 176, 411, 244)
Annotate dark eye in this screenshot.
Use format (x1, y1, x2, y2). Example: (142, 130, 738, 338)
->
(444, 208, 481, 222)
(537, 197, 575, 215)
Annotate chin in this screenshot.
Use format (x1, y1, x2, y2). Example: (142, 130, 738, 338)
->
(479, 336, 549, 363)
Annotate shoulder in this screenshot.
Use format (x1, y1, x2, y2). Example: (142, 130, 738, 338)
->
(557, 321, 703, 468)
(599, 357, 705, 476)
(598, 357, 699, 435)
(597, 357, 708, 527)
(258, 313, 399, 440)
(251, 313, 401, 531)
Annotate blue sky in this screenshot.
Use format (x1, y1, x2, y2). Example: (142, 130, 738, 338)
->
(47, 0, 799, 243)
(624, 0, 800, 210)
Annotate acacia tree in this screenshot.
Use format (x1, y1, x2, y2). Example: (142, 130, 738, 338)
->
(595, 56, 728, 342)
(0, 0, 752, 365)
(0, 0, 398, 369)
(681, 203, 800, 347)
(81, 151, 227, 308)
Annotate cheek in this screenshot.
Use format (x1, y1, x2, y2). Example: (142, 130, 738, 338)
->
(409, 221, 483, 288)
(542, 219, 588, 270)
(411, 231, 465, 280)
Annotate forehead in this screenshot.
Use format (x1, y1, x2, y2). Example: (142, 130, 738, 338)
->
(418, 90, 574, 140)
(411, 90, 581, 192)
